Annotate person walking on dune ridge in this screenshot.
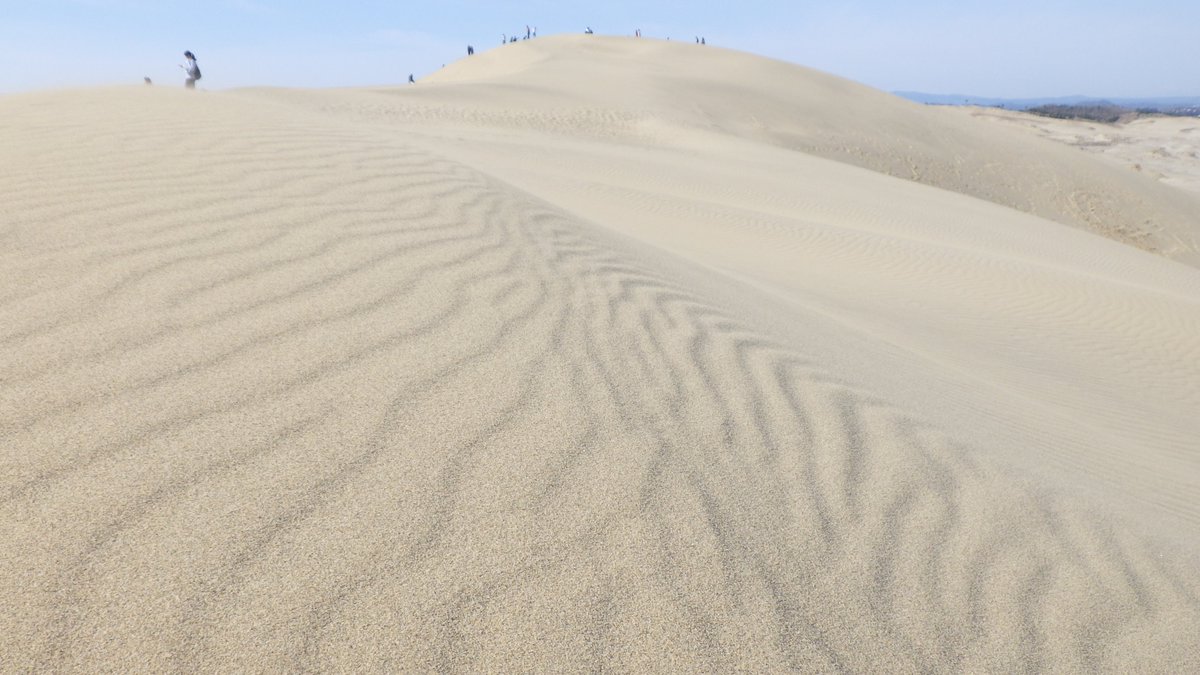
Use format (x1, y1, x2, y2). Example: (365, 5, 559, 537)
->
(180, 50, 201, 89)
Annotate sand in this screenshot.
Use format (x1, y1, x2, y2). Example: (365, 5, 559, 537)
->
(959, 105, 1200, 196)
(2, 35, 1199, 671)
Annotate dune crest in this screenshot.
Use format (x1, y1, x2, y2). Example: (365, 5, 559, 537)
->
(417, 35, 1200, 265)
(2, 38, 1199, 671)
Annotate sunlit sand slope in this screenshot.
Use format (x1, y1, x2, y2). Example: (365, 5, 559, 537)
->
(958, 105, 1200, 197)
(2, 37, 1199, 672)
(418, 36, 1200, 264)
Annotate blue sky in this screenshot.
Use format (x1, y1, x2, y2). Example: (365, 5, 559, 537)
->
(1, 0, 1197, 96)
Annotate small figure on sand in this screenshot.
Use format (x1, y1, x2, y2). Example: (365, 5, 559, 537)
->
(467, 45, 474, 56)
(180, 50, 201, 89)
(408, 74, 415, 84)
(585, 27, 594, 34)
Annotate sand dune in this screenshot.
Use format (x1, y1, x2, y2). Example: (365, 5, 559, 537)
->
(2, 36, 1199, 671)
(413, 37, 1200, 265)
(960, 105, 1200, 196)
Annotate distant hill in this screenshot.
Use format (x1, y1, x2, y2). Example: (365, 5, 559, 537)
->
(895, 91, 1200, 113)
(1024, 102, 1129, 123)
(412, 37, 1200, 263)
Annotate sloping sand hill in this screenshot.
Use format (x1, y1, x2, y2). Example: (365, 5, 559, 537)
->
(959, 105, 1200, 196)
(411, 36, 1200, 265)
(2, 35, 1199, 671)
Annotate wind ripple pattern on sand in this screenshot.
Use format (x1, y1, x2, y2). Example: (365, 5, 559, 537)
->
(1, 88, 1198, 672)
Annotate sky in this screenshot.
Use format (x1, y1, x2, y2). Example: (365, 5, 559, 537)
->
(1, 0, 1198, 97)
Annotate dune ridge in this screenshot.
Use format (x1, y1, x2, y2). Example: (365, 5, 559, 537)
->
(417, 36, 1200, 265)
(2, 37, 1199, 671)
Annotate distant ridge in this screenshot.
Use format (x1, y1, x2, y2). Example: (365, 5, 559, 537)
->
(895, 91, 1200, 111)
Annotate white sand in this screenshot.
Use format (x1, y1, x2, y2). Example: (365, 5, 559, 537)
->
(2, 35, 1199, 671)
(959, 105, 1200, 196)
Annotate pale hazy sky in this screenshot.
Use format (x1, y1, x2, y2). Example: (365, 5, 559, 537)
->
(2, 0, 1197, 97)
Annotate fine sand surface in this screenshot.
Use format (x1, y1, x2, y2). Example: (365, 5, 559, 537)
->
(959, 105, 1200, 196)
(2, 35, 1199, 671)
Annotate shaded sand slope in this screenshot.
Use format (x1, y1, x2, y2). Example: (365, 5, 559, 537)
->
(2, 42, 1200, 673)
(408, 36, 1200, 264)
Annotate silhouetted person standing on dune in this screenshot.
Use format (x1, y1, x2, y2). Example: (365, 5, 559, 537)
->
(467, 45, 474, 55)
(180, 50, 201, 89)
